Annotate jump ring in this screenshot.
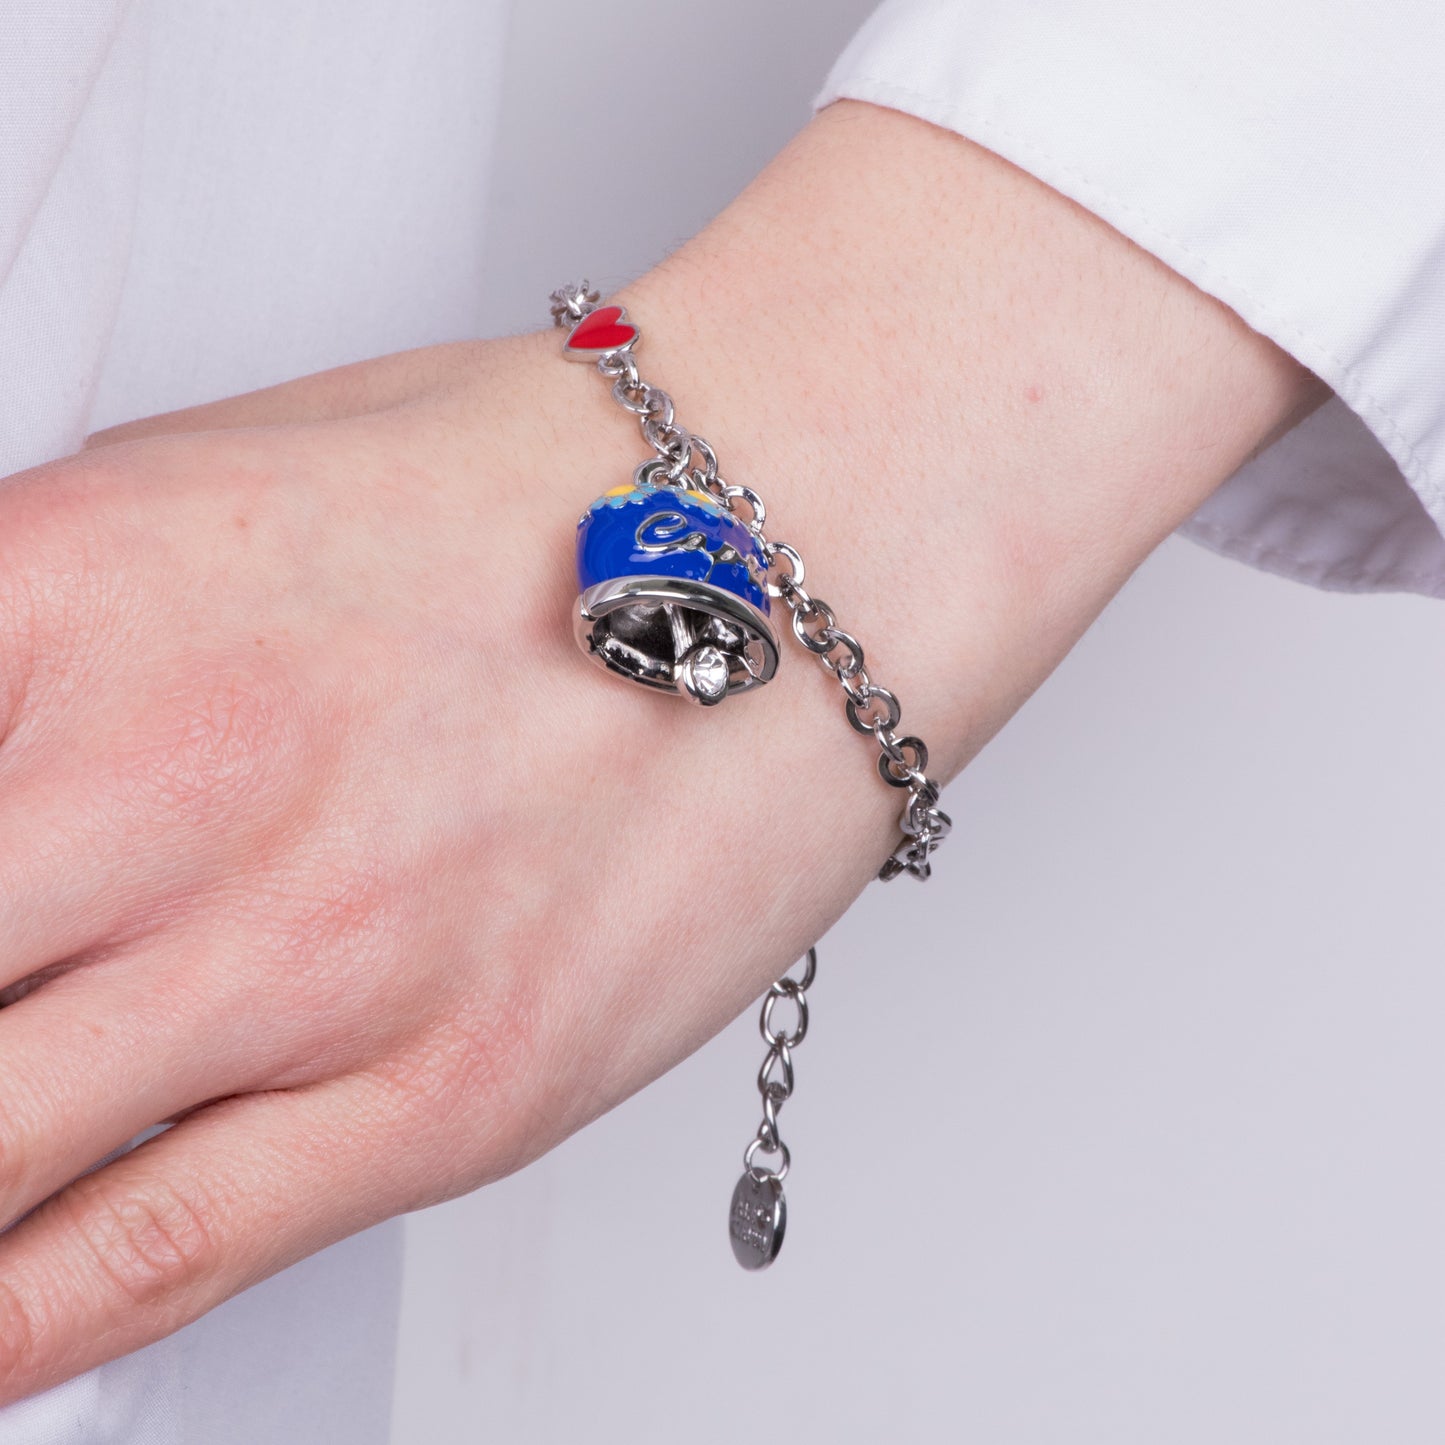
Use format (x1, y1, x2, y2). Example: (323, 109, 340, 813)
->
(744, 1137, 791, 1183)
(761, 981, 809, 1048)
(845, 686, 901, 735)
(878, 735, 929, 787)
(818, 627, 865, 680)
(763, 540, 805, 599)
(774, 945, 817, 993)
(719, 484, 766, 532)
(791, 601, 837, 652)
(757, 1040, 795, 1100)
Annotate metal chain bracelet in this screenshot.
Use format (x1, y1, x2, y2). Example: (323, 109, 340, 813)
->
(549, 282, 951, 1268)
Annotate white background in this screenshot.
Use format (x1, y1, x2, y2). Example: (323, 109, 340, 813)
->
(393, 2, 1445, 1440)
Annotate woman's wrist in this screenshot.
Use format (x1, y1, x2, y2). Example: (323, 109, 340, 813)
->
(312, 90, 1337, 1085)
(602, 101, 1327, 788)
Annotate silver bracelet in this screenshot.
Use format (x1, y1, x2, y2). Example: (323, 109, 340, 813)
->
(550, 282, 951, 1269)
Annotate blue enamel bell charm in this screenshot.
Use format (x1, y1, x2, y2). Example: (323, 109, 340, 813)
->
(574, 462, 780, 705)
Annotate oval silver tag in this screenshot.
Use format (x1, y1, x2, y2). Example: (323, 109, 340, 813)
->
(729, 1172, 786, 1270)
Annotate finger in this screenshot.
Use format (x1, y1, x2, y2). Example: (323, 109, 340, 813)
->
(0, 1072, 426, 1404)
(0, 658, 321, 992)
(0, 759, 242, 994)
(0, 944, 315, 1235)
(84, 341, 483, 449)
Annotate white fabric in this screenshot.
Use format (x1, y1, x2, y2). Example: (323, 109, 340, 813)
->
(820, 0, 1445, 598)
(1, 0, 1442, 1439)
(0, 3, 145, 475)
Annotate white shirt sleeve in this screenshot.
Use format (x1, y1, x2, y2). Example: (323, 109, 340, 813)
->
(817, 0, 1445, 600)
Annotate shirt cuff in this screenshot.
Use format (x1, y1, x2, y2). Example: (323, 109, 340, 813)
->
(817, 0, 1445, 599)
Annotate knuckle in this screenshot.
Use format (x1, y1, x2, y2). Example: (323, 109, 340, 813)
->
(403, 1006, 535, 1126)
(238, 853, 414, 1042)
(62, 1173, 222, 1313)
(149, 672, 287, 802)
(370, 991, 546, 1204)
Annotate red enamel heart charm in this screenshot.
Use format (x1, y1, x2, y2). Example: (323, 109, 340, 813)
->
(564, 305, 638, 357)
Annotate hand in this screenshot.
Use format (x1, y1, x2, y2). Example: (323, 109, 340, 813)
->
(0, 101, 1323, 1402)
(0, 327, 871, 1399)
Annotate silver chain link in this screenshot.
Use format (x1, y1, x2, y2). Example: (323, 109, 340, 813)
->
(742, 946, 816, 1185)
(550, 281, 952, 882)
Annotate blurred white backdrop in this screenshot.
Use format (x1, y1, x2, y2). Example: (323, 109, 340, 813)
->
(392, 3, 1445, 1441)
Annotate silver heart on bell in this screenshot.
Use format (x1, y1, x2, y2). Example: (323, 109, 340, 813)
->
(574, 468, 779, 706)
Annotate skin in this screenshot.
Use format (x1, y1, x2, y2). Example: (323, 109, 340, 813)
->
(0, 100, 1326, 1402)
